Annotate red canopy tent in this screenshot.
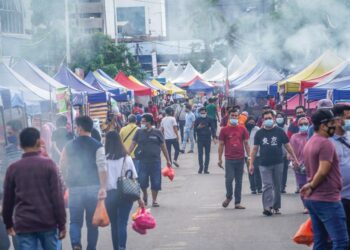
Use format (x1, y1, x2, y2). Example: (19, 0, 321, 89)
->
(285, 94, 317, 112)
(115, 71, 151, 96)
(300, 71, 333, 92)
(181, 76, 203, 88)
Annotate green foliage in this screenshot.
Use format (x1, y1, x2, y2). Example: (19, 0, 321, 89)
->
(70, 33, 146, 80)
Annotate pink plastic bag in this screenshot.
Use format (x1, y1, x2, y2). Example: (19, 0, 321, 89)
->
(162, 166, 175, 181)
(132, 221, 147, 235)
(135, 208, 156, 230)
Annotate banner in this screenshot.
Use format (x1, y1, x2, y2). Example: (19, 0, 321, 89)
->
(56, 87, 69, 113)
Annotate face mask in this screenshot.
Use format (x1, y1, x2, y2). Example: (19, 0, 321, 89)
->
(299, 125, 309, 133)
(246, 123, 255, 130)
(296, 114, 305, 119)
(200, 114, 207, 118)
(7, 135, 17, 145)
(276, 118, 284, 124)
(326, 125, 336, 137)
(230, 119, 238, 126)
(343, 119, 350, 131)
(140, 124, 147, 129)
(264, 119, 274, 128)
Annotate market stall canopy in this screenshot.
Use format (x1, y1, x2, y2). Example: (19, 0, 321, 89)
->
(115, 71, 152, 96)
(187, 78, 214, 92)
(159, 60, 177, 79)
(230, 63, 264, 87)
(172, 63, 202, 84)
(227, 55, 242, 76)
(286, 94, 317, 110)
(313, 60, 350, 89)
(299, 71, 334, 93)
(149, 79, 169, 91)
(164, 82, 186, 95)
(181, 76, 203, 88)
(278, 51, 344, 93)
(167, 65, 184, 82)
(232, 66, 283, 92)
(229, 54, 257, 81)
(54, 65, 102, 94)
(0, 63, 51, 103)
(202, 61, 227, 82)
(12, 59, 65, 91)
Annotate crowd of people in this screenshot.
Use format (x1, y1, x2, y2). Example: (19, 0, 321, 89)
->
(0, 95, 350, 249)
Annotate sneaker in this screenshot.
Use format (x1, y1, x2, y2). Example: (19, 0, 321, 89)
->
(204, 171, 210, 174)
(198, 170, 203, 174)
(251, 191, 257, 195)
(273, 209, 281, 215)
(179, 150, 185, 154)
(173, 161, 180, 168)
(263, 209, 273, 216)
(187, 150, 194, 153)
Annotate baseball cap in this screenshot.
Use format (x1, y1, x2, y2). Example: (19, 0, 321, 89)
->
(311, 109, 335, 126)
(317, 99, 334, 110)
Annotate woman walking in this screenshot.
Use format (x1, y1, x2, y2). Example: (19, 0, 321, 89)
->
(105, 131, 144, 250)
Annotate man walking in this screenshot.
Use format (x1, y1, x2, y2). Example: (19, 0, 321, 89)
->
(195, 107, 217, 174)
(120, 114, 139, 173)
(250, 110, 299, 216)
(2, 127, 66, 250)
(219, 108, 250, 209)
(301, 109, 349, 249)
(129, 114, 171, 207)
(180, 104, 195, 154)
(51, 115, 74, 164)
(161, 107, 180, 167)
(60, 116, 107, 250)
(206, 98, 220, 135)
(175, 102, 187, 142)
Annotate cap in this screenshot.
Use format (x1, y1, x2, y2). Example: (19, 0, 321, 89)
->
(311, 109, 335, 126)
(262, 105, 271, 110)
(317, 99, 334, 110)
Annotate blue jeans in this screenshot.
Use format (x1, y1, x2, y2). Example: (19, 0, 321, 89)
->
(0, 217, 10, 250)
(181, 128, 194, 151)
(305, 200, 349, 250)
(139, 161, 162, 191)
(16, 229, 58, 250)
(105, 190, 133, 250)
(69, 185, 99, 250)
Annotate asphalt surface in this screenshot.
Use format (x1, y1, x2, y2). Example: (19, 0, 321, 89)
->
(60, 143, 308, 250)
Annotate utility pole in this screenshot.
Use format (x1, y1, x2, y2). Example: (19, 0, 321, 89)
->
(64, 0, 71, 64)
(113, 0, 118, 45)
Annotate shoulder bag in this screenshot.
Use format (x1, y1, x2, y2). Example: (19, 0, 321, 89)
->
(117, 156, 141, 202)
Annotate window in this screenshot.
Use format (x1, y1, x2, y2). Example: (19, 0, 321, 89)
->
(117, 7, 146, 36)
(0, 0, 24, 34)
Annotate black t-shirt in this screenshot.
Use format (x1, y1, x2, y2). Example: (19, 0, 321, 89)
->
(133, 128, 164, 163)
(52, 128, 74, 151)
(254, 126, 289, 166)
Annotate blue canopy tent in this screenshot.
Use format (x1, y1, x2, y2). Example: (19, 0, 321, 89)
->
(187, 79, 214, 93)
(54, 66, 107, 103)
(85, 71, 131, 102)
(230, 64, 265, 87)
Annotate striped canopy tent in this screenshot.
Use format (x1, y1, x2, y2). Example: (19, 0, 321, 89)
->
(229, 54, 257, 81)
(129, 75, 158, 96)
(278, 51, 344, 93)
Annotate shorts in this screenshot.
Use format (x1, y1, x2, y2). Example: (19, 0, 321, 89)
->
(139, 160, 161, 191)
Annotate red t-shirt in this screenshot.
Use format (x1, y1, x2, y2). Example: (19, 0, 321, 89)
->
(219, 125, 249, 160)
(303, 134, 342, 202)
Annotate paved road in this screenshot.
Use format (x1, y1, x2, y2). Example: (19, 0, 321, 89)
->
(61, 143, 308, 250)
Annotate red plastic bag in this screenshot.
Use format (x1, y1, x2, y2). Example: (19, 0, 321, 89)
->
(132, 221, 147, 235)
(92, 200, 110, 227)
(162, 166, 175, 181)
(135, 208, 156, 230)
(293, 218, 313, 246)
(132, 207, 142, 221)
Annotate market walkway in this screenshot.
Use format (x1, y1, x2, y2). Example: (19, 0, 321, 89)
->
(62, 143, 307, 250)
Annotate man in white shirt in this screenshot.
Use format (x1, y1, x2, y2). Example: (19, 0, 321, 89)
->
(161, 107, 180, 167)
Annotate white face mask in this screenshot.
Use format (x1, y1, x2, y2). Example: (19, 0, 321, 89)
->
(140, 124, 147, 129)
(200, 114, 207, 118)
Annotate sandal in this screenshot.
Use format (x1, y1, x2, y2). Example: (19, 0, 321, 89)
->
(222, 198, 232, 208)
(234, 204, 246, 209)
(152, 201, 160, 207)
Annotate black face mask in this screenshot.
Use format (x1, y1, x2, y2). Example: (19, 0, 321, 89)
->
(296, 114, 305, 120)
(326, 125, 336, 137)
(246, 123, 255, 132)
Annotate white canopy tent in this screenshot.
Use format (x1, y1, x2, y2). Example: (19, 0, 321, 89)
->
(202, 61, 227, 82)
(229, 54, 257, 81)
(172, 63, 202, 84)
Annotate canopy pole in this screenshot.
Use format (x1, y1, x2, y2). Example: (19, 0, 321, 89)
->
(69, 88, 75, 138)
(0, 106, 7, 145)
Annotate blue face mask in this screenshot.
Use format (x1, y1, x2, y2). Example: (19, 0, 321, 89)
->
(299, 125, 309, 133)
(343, 119, 350, 131)
(140, 124, 147, 129)
(7, 135, 17, 145)
(264, 119, 274, 128)
(230, 119, 238, 126)
(276, 117, 284, 124)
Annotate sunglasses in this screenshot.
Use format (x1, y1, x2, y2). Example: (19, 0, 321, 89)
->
(299, 123, 308, 126)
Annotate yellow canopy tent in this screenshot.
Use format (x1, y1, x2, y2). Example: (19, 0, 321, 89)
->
(129, 75, 158, 96)
(165, 82, 186, 95)
(278, 51, 344, 93)
(150, 79, 169, 92)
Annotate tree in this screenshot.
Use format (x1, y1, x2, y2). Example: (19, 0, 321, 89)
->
(70, 33, 145, 80)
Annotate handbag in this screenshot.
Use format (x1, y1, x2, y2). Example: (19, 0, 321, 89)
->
(117, 157, 141, 202)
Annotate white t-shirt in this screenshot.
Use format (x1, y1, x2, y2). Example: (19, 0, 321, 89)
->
(107, 155, 138, 191)
(161, 116, 178, 140)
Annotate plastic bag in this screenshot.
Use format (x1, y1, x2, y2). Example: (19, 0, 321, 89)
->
(135, 208, 157, 230)
(132, 207, 142, 221)
(92, 200, 110, 227)
(293, 218, 313, 246)
(162, 166, 175, 181)
(132, 221, 147, 235)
